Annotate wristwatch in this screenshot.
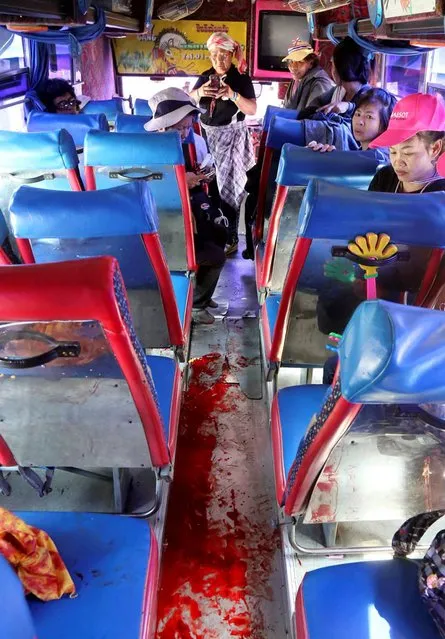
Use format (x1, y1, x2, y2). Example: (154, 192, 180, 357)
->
(231, 91, 240, 103)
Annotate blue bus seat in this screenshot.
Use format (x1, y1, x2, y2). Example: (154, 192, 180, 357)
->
(134, 98, 153, 116)
(295, 559, 440, 639)
(19, 512, 159, 639)
(82, 98, 124, 122)
(261, 105, 298, 143)
(27, 111, 109, 148)
(0, 129, 82, 263)
(255, 116, 305, 247)
(0, 555, 36, 639)
(0, 257, 181, 471)
(9, 181, 192, 358)
(273, 300, 445, 514)
(0, 209, 12, 264)
(115, 112, 152, 132)
(262, 179, 445, 374)
(84, 129, 196, 272)
(258, 143, 383, 296)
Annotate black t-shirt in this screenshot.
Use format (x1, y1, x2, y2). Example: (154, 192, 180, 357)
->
(369, 165, 445, 193)
(193, 65, 255, 126)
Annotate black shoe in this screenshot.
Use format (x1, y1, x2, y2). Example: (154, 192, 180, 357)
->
(242, 249, 254, 260)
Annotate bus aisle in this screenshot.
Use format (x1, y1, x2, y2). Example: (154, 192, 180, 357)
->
(155, 252, 287, 638)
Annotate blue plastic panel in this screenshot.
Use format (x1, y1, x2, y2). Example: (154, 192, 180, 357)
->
(266, 116, 305, 151)
(10, 182, 158, 238)
(82, 98, 124, 120)
(134, 98, 153, 116)
(23, 512, 153, 639)
(0, 129, 78, 172)
(276, 143, 380, 189)
(301, 559, 439, 639)
(263, 105, 298, 133)
(299, 179, 445, 246)
(0, 556, 35, 639)
(115, 113, 152, 133)
(340, 299, 445, 403)
(27, 111, 109, 147)
(84, 129, 184, 167)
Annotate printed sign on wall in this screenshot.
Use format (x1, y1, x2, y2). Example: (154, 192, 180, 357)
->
(383, 0, 437, 19)
(113, 20, 247, 76)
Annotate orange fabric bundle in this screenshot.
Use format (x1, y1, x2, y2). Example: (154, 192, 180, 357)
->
(0, 507, 75, 601)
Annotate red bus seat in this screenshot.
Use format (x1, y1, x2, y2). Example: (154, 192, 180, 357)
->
(0, 257, 181, 473)
(9, 181, 192, 360)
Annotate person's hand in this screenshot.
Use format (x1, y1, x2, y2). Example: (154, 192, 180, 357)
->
(186, 172, 203, 189)
(307, 141, 336, 153)
(215, 78, 233, 100)
(317, 101, 349, 115)
(197, 79, 219, 99)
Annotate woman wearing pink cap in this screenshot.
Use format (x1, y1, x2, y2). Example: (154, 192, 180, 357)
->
(368, 93, 445, 193)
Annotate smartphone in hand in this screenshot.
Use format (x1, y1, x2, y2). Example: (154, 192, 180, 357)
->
(209, 74, 220, 90)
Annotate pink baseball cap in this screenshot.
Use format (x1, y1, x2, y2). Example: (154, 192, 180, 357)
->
(438, 153, 445, 178)
(369, 93, 445, 149)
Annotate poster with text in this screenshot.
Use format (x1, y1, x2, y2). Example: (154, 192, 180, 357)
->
(383, 0, 436, 19)
(113, 20, 247, 76)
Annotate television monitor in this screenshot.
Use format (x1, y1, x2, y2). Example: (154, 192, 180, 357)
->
(258, 11, 310, 73)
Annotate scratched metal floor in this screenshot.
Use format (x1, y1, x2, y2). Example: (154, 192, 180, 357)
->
(155, 242, 289, 638)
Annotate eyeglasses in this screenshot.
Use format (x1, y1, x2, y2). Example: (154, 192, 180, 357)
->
(55, 97, 80, 111)
(209, 52, 231, 61)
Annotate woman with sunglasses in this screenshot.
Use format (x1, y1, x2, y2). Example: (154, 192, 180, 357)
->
(189, 32, 257, 256)
(38, 79, 80, 114)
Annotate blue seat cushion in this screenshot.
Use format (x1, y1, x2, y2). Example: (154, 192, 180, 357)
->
(265, 293, 281, 341)
(300, 559, 440, 638)
(21, 512, 154, 639)
(171, 272, 191, 329)
(278, 384, 329, 478)
(147, 354, 177, 443)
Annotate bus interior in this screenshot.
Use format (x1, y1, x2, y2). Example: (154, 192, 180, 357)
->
(0, 1, 445, 638)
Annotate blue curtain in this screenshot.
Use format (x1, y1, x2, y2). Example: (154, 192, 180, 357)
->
(0, 5, 105, 58)
(23, 42, 49, 115)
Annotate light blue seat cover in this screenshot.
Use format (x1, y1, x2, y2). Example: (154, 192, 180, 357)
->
(147, 354, 175, 441)
(115, 112, 151, 132)
(299, 560, 440, 638)
(262, 105, 298, 133)
(134, 98, 153, 116)
(0, 555, 36, 639)
(266, 115, 305, 151)
(82, 98, 124, 121)
(27, 111, 109, 147)
(21, 512, 155, 639)
(264, 293, 281, 342)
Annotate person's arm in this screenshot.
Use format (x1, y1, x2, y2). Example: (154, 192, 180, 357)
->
(217, 75, 257, 116)
(189, 75, 210, 103)
(305, 79, 334, 110)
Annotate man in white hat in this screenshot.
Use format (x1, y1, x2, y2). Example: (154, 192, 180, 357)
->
(282, 39, 334, 111)
(145, 88, 227, 325)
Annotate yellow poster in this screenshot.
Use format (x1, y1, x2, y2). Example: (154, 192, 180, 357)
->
(113, 20, 247, 76)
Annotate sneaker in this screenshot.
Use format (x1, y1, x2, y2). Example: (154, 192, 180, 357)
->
(192, 308, 215, 324)
(207, 299, 218, 309)
(225, 241, 239, 256)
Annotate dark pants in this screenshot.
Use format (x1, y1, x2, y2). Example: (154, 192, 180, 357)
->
(244, 164, 260, 258)
(323, 355, 338, 385)
(193, 263, 224, 308)
(208, 179, 238, 245)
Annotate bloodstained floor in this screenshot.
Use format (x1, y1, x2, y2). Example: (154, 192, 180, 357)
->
(156, 252, 287, 638)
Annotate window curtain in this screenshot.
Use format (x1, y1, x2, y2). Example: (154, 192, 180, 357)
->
(23, 41, 50, 115)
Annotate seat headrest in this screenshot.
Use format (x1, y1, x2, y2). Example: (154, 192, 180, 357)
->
(82, 98, 124, 119)
(0, 129, 78, 172)
(276, 143, 380, 189)
(298, 179, 445, 246)
(84, 129, 184, 167)
(263, 105, 298, 132)
(266, 116, 305, 150)
(10, 181, 158, 239)
(340, 300, 445, 403)
(27, 111, 109, 146)
(115, 113, 152, 133)
(134, 98, 153, 116)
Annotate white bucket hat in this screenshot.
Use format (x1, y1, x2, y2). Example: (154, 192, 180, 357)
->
(144, 87, 205, 132)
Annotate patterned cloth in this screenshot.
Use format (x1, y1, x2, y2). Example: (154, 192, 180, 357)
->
(0, 507, 75, 601)
(201, 120, 255, 212)
(206, 32, 247, 74)
(284, 381, 341, 505)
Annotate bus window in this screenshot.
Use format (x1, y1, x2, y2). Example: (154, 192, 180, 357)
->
(0, 100, 25, 131)
(427, 47, 445, 99)
(0, 34, 25, 74)
(48, 43, 81, 84)
(383, 53, 428, 98)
